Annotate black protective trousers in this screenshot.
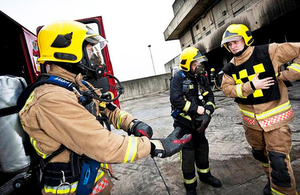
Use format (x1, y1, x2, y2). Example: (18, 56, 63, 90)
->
(174, 121, 209, 190)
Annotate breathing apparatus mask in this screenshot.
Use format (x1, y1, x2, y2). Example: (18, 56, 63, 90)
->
(193, 62, 206, 77)
(79, 40, 124, 102)
(190, 59, 206, 79)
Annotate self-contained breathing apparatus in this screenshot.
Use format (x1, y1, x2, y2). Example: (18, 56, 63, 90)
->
(0, 70, 124, 195)
(171, 70, 211, 132)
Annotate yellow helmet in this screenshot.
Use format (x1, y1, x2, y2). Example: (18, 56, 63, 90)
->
(221, 24, 253, 52)
(180, 47, 208, 72)
(37, 20, 108, 78)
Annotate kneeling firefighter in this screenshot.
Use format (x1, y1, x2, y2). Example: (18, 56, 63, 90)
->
(18, 20, 192, 195)
(170, 47, 222, 195)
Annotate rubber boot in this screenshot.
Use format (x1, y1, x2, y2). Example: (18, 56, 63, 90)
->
(199, 171, 222, 188)
(263, 177, 271, 195)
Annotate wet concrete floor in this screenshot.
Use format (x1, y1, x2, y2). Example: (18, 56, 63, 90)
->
(110, 81, 300, 195)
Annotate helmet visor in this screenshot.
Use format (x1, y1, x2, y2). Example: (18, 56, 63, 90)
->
(86, 43, 105, 67)
(85, 26, 108, 49)
(221, 36, 242, 46)
(195, 55, 208, 63)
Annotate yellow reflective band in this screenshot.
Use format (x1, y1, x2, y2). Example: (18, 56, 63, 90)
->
(94, 169, 104, 184)
(183, 176, 197, 184)
(30, 137, 49, 159)
(21, 91, 35, 111)
(271, 187, 285, 195)
(256, 101, 291, 120)
(236, 84, 246, 98)
(197, 167, 210, 174)
(240, 108, 255, 118)
(240, 101, 291, 120)
(203, 91, 209, 96)
(205, 101, 216, 109)
(44, 181, 78, 194)
(117, 110, 130, 129)
(179, 113, 192, 121)
(183, 101, 191, 112)
(101, 163, 109, 169)
(123, 136, 138, 163)
(288, 63, 300, 73)
(261, 162, 269, 168)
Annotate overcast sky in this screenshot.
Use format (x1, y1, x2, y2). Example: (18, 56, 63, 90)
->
(0, 0, 181, 81)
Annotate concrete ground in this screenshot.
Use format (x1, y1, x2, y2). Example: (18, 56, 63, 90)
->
(110, 81, 300, 195)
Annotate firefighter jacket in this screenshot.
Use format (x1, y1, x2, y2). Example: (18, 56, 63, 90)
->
(19, 64, 151, 194)
(170, 70, 215, 127)
(221, 43, 300, 131)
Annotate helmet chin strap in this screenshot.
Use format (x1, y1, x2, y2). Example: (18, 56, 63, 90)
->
(75, 62, 104, 79)
(233, 45, 248, 57)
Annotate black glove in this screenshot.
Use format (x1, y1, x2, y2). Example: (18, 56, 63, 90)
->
(195, 111, 211, 133)
(128, 120, 153, 138)
(150, 127, 192, 158)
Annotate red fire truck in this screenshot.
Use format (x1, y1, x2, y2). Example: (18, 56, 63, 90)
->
(0, 10, 120, 107)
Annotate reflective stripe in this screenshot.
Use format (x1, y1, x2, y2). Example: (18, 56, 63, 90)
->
(256, 101, 291, 120)
(259, 109, 293, 128)
(240, 101, 291, 120)
(123, 136, 138, 163)
(101, 163, 109, 169)
(44, 168, 104, 194)
(44, 181, 78, 194)
(205, 101, 216, 109)
(183, 101, 191, 112)
(261, 162, 269, 168)
(183, 176, 197, 184)
(288, 63, 300, 73)
(91, 177, 109, 194)
(242, 115, 256, 125)
(179, 113, 192, 121)
(271, 187, 285, 195)
(117, 110, 130, 129)
(240, 109, 255, 118)
(197, 167, 210, 174)
(30, 137, 50, 159)
(236, 84, 246, 98)
(21, 91, 34, 111)
(94, 170, 104, 184)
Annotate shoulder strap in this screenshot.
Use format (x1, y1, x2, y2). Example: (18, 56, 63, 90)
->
(17, 74, 75, 110)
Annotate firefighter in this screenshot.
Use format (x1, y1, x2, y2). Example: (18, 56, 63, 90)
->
(170, 47, 222, 195)
(221, 23, 300, 195)
(18, 20, 192, 195)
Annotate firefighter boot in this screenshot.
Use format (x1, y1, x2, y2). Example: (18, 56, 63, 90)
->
(263, 177, 271, 195)
(199, 171, 222, 188)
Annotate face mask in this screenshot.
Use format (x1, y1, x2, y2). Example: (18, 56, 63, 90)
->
(194, 63, 205, 77)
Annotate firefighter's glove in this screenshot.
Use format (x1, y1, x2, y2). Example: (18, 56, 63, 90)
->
(150, 127, 192, 158)
(195, 111, 211, 133)
(129, 120, 153, 138)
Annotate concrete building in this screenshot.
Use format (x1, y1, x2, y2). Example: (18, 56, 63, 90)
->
(164, 0, 300, 76)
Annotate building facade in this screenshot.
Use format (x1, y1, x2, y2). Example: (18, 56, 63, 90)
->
(164, 0, 300, 77)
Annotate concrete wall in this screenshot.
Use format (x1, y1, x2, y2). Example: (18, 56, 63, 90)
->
(119, 73, 171, 101)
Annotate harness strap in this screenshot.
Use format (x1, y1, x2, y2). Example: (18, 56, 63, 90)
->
(0, 106, 19, 117)
(43, 162, 80, 186)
